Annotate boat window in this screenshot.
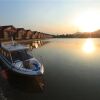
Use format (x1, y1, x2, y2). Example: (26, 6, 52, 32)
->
(3, 51, 6, 56)
(11, 50, 32, 62)
(2, 49, 3, 54)
(4, 51, 6, 56)
(1, 49, 3, 55)
(2, 50, 4, 55)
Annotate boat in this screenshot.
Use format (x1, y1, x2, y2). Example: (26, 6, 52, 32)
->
(0, 41, 44, 76)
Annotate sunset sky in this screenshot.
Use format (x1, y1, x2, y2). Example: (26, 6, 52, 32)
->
(0, 0, 100, 34)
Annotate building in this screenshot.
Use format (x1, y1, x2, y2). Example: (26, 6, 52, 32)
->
(0, 25, 53, 40)
(32, 31, 39, 39)
(0, 25, 16, 40)
(16, 28, 26, 40)
(25, 30, 32, 39)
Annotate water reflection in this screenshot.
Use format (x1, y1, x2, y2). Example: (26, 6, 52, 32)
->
(82, 38, 95, 54)
(25, 40, 49, 49)
(0, 68, 45, 93)
(32, 42, 38, 48)
(7, 72, 45, 93)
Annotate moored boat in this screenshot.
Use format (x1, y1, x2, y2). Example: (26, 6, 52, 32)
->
(0, 41, 44, 76)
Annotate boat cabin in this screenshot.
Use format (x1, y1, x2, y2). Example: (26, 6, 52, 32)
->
(0, 41, 44, 76)
(0, 42, 32, 63)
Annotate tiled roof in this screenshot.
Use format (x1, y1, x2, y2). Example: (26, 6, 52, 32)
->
(17, 28, 25, 30)
(0, 25, 15, 29)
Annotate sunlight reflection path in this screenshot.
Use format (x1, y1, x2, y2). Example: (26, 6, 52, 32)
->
(82, 38, 95, 54)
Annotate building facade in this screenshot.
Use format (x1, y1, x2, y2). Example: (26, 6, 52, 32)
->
(0, 25, 16, 40)
(16, 28, 26, 40)
(0, 25, 53, 40)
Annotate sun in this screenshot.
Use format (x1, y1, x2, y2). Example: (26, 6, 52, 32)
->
(74, 10, 100, 32)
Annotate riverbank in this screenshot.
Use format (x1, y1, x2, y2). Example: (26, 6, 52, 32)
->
(0, 38, 48, 43)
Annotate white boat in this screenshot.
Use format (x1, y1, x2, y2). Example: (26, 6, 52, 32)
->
(0, 41, 44, 76)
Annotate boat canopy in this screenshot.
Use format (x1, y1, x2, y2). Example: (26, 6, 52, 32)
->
(1, 42, 29, 52)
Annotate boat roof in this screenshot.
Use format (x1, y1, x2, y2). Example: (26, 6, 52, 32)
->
(1, 41, 29, 52)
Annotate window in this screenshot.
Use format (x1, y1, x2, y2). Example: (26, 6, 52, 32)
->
(11, 50, 32, 61)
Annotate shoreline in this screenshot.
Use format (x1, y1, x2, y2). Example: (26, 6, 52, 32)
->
(0, 38, 47, 43)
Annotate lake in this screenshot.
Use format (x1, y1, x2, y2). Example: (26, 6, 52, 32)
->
(1, 38, 100, 100)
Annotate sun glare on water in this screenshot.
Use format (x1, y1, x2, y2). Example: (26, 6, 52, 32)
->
(82, 39, 95, 54)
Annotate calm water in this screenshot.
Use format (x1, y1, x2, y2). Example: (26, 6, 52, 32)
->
(1, 38, 100, 100)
